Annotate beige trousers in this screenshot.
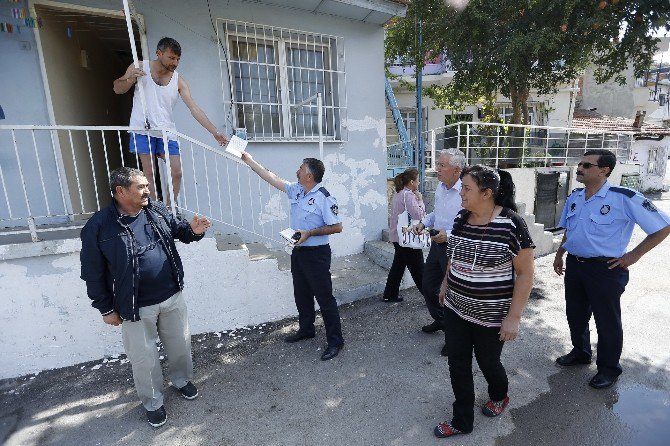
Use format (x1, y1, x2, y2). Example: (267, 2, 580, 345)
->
(121, 291, 193, 411)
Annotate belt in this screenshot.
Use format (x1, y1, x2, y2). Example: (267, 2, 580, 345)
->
(568, 254, 616, 263)
(293, 244, 328, 251)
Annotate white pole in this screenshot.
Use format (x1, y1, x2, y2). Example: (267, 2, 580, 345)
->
(317, 93, 323, 160)
(122, 0, 150, 129)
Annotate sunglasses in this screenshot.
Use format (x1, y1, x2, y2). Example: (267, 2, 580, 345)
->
(577, 162, 599, 169)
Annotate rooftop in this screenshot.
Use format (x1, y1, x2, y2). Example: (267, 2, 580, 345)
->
(572, 109, 670, 136)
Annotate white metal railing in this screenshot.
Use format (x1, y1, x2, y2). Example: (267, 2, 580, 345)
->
(387, 122, 634, 175)
(0, 125, 289, 245)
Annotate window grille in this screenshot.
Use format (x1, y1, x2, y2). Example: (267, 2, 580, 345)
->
(217, 20, 347, 142)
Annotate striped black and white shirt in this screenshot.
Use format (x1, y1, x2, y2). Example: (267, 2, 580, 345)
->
(445, 208, 535, 327)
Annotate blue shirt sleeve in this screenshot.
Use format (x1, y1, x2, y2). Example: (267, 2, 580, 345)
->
(321, 195, 341, 226)
(285, 182, 300, 200)
(558, 194, 573, 228)
(622, 193, 670, 235)
(423, 211, 435, 227)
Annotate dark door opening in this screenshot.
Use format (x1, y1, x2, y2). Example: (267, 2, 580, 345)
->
(36, 4, 145, 212)
(534, 169, 570, 230)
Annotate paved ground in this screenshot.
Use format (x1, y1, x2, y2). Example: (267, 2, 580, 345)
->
(2, 192, 670, 446)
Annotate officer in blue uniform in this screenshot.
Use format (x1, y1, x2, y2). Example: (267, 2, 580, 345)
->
(553, 149, 670, 389)
(241, 153, 344, 360)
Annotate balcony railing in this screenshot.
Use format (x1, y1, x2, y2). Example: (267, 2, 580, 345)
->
(0, 125, 289, 244)
(387, 54, 454, 77)
(387, 122, 634, 177)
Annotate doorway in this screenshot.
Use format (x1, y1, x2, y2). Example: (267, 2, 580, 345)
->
(34, 2, 146, 214)
(534, 168, 571, 229)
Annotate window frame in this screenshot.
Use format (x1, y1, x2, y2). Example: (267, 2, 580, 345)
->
(218, 20, 347, 143)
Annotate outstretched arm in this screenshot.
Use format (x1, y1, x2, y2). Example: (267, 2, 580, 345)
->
(178, 76, 229, 146)
(240, 151, 288, 192)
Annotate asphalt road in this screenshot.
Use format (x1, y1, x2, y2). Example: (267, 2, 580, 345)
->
(1, 193, 669, 446)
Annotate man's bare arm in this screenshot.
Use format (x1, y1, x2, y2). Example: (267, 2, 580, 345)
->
(178, 76, 228, 145)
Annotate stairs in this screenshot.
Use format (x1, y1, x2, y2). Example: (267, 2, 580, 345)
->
(213, 233, 392, 304)
(515, 203, 560, 257)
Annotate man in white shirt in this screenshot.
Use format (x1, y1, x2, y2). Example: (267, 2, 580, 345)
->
(113, 37, 228, 202)
(414, 149, 465, 356)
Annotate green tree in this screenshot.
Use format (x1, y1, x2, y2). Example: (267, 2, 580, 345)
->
(385, 0, 670, 125)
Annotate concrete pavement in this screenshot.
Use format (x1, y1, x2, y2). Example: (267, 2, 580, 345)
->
(1, 193, 669, 446)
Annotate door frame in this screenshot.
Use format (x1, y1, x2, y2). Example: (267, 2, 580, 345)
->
(28, 0, 148, 218)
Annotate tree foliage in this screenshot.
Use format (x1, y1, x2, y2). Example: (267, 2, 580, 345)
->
(385, 0, 670, 124)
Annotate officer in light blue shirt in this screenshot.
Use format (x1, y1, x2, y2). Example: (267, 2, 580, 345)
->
(284, 181, 341, 246)
(553, 149, 670, 390)
(241, 153, 344, 361)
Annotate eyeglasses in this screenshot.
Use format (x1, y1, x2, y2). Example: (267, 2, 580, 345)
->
(577, 162, 599, 169)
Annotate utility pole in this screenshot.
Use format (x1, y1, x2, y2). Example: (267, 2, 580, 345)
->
(416, 2, 425, 192)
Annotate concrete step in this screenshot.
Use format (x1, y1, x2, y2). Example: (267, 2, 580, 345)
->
(214, 233, 396, 303)
(331, 253, 391, 304)
(363, 240, 427, 291)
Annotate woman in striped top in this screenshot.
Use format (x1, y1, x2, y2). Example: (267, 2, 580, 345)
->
(433, 166, 535, 439)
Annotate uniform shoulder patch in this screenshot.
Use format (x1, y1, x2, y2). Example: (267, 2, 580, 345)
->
(642, 199, 658, 212)
(318, 187, 330, 197)
(609, 186, 636, 198)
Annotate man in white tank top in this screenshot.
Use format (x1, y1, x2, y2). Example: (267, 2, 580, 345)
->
(113, 37, 228, 202)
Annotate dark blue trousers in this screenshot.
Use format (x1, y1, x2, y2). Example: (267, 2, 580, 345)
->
(564, 254, 629, 377)
(422, 242, 449, 341)
(290, 244, 344, 348)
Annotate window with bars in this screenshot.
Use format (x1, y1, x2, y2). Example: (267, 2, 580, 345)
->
(218, 20, 346, 142)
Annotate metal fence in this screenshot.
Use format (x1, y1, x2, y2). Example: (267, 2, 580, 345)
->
(387, 121, 634, 176)
(0, 125, 289, 244)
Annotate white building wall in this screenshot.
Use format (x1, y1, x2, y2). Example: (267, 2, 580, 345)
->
(628, 138, 670, 192)
(0, 237, 296, 379)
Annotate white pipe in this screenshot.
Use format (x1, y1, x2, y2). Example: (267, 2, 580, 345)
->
(122, 0, 150, 129)
(317, 93, 323, 160)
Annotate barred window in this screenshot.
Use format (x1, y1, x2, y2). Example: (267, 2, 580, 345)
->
(218, 20, 347, 142)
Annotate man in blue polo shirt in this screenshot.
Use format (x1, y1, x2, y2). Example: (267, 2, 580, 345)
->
(241, 153, 344, 360)
(553, 149, 670, 389)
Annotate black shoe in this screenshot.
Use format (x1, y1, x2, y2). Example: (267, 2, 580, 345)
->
(382, 296, 404, 302)
(422, 321, 443, 333)
(440, 343, 449, 357)
(589, 372, 618, 389)
(284, 331, 315, 343)
(176, 381, 198, 400)
(147, 406, 167, 428)
(555, 350, 592, 367)
(320, 344, 343, 361)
